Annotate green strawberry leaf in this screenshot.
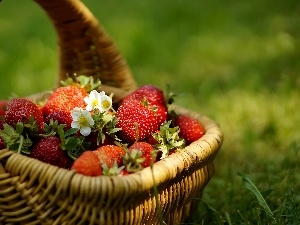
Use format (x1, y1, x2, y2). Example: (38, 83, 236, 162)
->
(65, 136, 88, 160)
(15, 122, 24, 134)
(65, 137, 81, 150)
(65, 128, 79, 137)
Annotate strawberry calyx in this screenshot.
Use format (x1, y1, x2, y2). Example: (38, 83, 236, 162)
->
(102, 161, 125, 176)
(60, 75, 101, 93)
(0, 115, 43, 154)
(122, 149, 146, 172)
(151, 120, 185, 159)
(42, 118, 63, 137)
(0, 123, 33, 154)
(91, 109, 122, 146)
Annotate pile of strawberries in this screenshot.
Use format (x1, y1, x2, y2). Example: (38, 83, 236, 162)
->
(0, 76, 205, 176)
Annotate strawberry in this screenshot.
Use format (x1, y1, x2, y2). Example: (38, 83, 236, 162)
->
(173, 115, 205, 145)
(123, 85, 167, 125)
(0, 119, 4, 130)
(123, 85, 165, 106)
(44, 110, 73, 130)
(71, 151, 102, 176)
(29, 136, 73, 169)
(153, 104, 168, 126)
(123, 142, 156, 172)
(93, 144, 125, 168)
(0, 100, 8, 118)
(116, 99, 159, 143)
(0, 137, 5, 150)
(119, 169, 130, 176)
(84, 131, 114, 150)
(5, 98, 44, 132)
(146, 130, 160, 145)
(42, 86, 88, 117)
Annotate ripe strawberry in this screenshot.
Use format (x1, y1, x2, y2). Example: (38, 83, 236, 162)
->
(123, 85, 165, 106)
(93, 145, 125, 168)
(146, 130, 160, 145)
(116, 99, 159, 143)
(0, 137, 5, 150)
(71, 151, 102, 176)
(0, 100, 8, 118)
(0, 119, 4, 130)
(153, 104, 168, 126)
(5, 98, 44, 132)
(84, 131, 114, 150)
(123, 85, 167, 125)
(44, 110, 73, 130)
(0, 112, 5, 149)
(42, 86, 88, 117)
(125, 142, 156, 171)
(173, 115, 205, 144)
(29, 136, 73, 169)
(119, 169, 130, 176)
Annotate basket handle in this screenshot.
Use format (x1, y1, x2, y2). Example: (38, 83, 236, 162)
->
(34, 0, 137, 93)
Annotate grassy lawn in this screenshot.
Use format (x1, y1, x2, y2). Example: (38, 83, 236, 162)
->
(1, 0, 300, 224)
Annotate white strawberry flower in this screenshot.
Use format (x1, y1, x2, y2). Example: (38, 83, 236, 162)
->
(99, 94, 113, 112)
(84, 90, 112, 112)
(71, 107, 94, 136)
(84, 90, 104, 111)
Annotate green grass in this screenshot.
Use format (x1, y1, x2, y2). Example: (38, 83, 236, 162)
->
(1, 0, 300, 224)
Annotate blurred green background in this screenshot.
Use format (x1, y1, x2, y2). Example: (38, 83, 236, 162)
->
(1, 0, 299, 223)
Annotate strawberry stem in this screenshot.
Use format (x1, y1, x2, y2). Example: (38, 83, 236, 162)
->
(17, 135, 24, 154)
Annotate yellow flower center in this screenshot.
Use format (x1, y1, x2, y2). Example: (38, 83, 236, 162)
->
(92, 99, 99, 107)
(102, 99, 111, 109)
(78, 116, 89, 127)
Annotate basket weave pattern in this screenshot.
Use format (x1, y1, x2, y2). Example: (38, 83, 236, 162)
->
(0, 0, 223, 224)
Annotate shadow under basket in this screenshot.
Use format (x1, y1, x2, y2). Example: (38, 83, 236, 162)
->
(0, 0, 223, 224)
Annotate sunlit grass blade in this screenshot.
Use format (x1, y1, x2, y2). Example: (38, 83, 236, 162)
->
(238, 172, 276, 222)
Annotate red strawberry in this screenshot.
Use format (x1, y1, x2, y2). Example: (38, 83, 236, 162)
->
(42, 86, 88, 116)
(127, 142, 156, 169)
(84, 131, 114, 150)
(116, 99, 159, 143)
(5, 98, 44, 132)
(0, 137, 5, 150)
(0, 119, 4, 130)
(123, 85, 167, 125)
(120, 169, 130, 176)
(71, 151, 102, 176)
(93, 145, 125, 168)
(173, 115, 205, 144)
(153, 104, 168, 126)
(44, 110, 73, 130)
(29, 136, 73, 169)
(0, 100, 8, 118)
(123, 85, 165, 106)
(146, 130, 160, 145)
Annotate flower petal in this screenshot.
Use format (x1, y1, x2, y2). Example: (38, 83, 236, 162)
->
(71, 121, 80, 129)
(80, 126, 92, 136)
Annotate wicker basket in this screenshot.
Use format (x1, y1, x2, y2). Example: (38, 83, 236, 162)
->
(0, 0, 223, 224)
